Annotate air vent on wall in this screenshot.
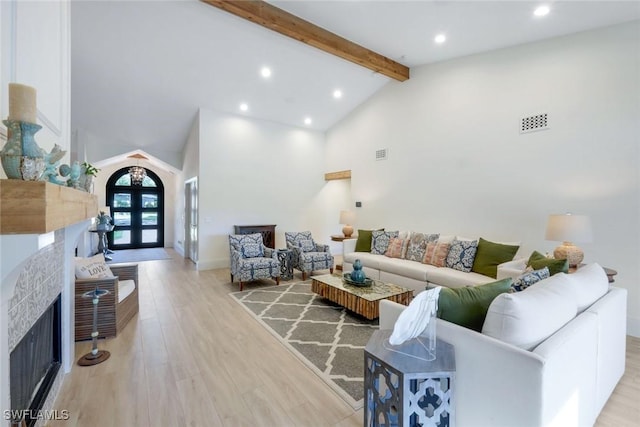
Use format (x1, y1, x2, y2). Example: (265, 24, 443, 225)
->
(375, 148, 388, 161)
(520, 113, 549, 133)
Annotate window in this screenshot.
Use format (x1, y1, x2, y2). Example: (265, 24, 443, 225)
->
(106, 167, 164, 249)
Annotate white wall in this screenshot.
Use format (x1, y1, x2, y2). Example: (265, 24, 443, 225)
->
(75, 127, 183, 171)
(173, 113, 200, 257)
(196, 108, 331, 269)
(326, 22, 640, 336)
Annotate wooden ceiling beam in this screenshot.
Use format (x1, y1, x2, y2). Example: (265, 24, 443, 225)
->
(324, 170, 351, 181)
(201, 0, 410, 82)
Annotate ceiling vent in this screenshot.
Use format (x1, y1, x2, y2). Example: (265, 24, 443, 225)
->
(375, 148, 388, 161)
(520, 113, 549, 134)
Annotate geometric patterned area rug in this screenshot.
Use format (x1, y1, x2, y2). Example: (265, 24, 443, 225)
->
(230, 281, 379, 409)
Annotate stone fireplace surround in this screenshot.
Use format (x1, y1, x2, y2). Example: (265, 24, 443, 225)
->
(1, 221, 90, 426)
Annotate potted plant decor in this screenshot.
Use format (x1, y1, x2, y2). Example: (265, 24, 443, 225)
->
(80, 161, 100, 192)
(96, 211, 112, 230)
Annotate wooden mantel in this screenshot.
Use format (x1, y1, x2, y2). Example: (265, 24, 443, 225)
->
(0, 180, 98, 234)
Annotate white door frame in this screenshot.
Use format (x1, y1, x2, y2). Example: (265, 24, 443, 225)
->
(184, 177, 198, 263)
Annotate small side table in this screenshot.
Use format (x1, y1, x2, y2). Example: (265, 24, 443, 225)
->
(364, 329, 455, 427)
(330, 235, 357, 271)
(603, 267, 617, 283)
(89, 225, 115, 261)
(569, 264, 617, 283)
(277, 249, 293, 281)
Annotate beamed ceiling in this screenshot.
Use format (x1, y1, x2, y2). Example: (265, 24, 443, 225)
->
(70, 1, 640, 162)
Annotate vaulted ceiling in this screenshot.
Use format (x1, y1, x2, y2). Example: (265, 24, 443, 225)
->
(71, 1, 640, 158)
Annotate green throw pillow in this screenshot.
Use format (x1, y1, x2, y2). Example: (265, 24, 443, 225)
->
(471, 238, 520, 279)
(437, 278, 512, 332)
(354, 229, 383, 252)
(527, 251, 569, 276)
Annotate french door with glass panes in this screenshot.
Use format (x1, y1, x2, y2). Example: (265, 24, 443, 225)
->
(106, 167, 164, 249)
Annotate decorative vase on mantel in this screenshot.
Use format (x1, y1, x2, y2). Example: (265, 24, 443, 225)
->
(0, 119, 45, 180)
(79, 172, 94, 193)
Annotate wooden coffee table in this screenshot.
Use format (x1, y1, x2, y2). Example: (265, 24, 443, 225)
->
(311, 274, 413, 320)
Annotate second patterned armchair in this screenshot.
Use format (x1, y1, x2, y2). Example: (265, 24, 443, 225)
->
(285, 231, 334, 280)
(229, 233, 280, 291)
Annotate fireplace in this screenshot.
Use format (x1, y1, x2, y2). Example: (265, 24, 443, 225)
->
(9, 295, 61, 427)
(0, 224, 87, 427)
(1, 182, 97, 426)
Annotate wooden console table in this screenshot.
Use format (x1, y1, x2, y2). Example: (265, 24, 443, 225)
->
(234, 224, 276, 248)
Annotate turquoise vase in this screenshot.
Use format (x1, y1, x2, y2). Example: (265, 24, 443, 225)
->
(0, 119, 45, 180)
(350, 259, 366, 283)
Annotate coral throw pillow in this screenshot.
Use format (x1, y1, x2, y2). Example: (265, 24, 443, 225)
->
(423, 242, 451, 267)
(385, 238, 405, 258)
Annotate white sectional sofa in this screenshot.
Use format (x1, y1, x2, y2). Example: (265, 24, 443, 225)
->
(343, 237, 524, 293)
(380, 263, 627, 427)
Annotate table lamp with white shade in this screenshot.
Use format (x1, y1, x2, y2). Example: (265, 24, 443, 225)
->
(339, 210, 356, 238)
(545, 213, 593, 267)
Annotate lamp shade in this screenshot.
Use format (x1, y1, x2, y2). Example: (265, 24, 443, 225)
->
(339, 210, 356, 225)
(545, 214, 593, 243)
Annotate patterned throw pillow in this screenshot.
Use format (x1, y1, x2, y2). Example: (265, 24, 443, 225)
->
(404, 232, 440, 262)
(384, 238, 405, 258)
(75, 254, 114, 279)
(241, 243, 264, 258)
(445, 239, 479, 272)
(423, 242, 451, 267)
(297, 239, 316, 253)
(371, 230, 399, 255)
(510, 267, 550, 292)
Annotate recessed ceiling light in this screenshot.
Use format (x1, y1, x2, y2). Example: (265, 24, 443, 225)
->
(260, 67, 271, 78)
(304, 117, 312, 125)
(239, 103, 248, 112)
(333, 89, 343, 99)
(534, 5, 550, 17)
(434, 34, 446, 44)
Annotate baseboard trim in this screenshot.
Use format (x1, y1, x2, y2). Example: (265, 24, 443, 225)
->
(174, 244, 184, 257)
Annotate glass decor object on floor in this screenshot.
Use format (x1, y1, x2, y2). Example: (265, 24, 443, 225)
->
(77, 287, 111, 366)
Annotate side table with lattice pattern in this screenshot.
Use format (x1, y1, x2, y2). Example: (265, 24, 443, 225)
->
(364, 329, 455, 427)
(277, 249, 293, 280)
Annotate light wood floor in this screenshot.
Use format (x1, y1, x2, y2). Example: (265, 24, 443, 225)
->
(50, 250, 639, 426)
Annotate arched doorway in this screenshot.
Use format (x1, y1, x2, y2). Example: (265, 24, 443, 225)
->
(106, 167, 164, 249)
